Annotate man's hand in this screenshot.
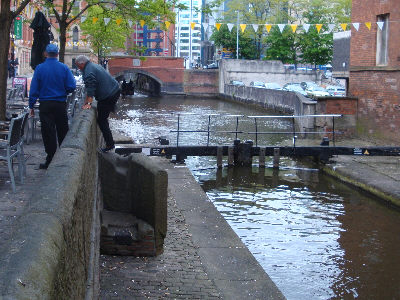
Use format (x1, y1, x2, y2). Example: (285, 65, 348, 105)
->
(29, 108, 35, 117)
(82, 96, 93, 110)
(82, 103, 92, 110)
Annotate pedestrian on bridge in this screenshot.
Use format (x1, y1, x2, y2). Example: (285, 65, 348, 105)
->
(29, 44, 76, 169)
(75, 55, 121, 153)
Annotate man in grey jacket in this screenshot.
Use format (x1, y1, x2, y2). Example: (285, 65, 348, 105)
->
(75, 55, 120, 152)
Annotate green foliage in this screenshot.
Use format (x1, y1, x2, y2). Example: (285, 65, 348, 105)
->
(80, 6, 130, 57)
(210, 25, 257, 59)
(297, 26, 333, 66)
(264, 27, 298, 64)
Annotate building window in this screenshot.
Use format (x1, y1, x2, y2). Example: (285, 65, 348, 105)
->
(376, 14, 389, 66)
(180, 32, 189, 37)
(180, 39, 189, 43)
(180, 46, 189, 50)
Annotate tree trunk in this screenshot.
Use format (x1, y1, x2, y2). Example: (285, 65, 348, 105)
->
(59, 22, 67, 63)
(0, 10, 13, 121)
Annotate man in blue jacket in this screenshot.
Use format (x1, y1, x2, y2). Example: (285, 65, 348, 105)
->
(29, 44, 76, 169)
(75, 55, 120, 152)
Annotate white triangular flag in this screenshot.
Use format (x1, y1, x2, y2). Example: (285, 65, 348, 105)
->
(209, 20, 215, 27)
(128, 20, 133, 27)
(104, 18, 110, 25)
(328, 24, 335, 32)
(352, 22, 360, 31)
(227, 23, 234, 32)
(252, 24, 258, 32)
(303, 24, 310, 33)
(278, 24, 285, 33)
(81, 16, 87, 23)
(377, 21, 384, 30)
(202, 23, 209, 29)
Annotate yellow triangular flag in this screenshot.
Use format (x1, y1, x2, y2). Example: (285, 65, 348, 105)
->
(190, 22, 196, 30)
(92, 17, 98, 24)
(364, 149, 370, 155)
(265, 24, 272, 33)
(215, 23, 221, 31)
(365, 22, 371, 30)
(340, 23, 347, 31)
(116, 18, 122, 26)
(240, 24, 246, 32)
(316, 24, 323, 33)
(291, 24, 297, 33)
(140, 19, 145, 27)
(165, 21, 171, 30)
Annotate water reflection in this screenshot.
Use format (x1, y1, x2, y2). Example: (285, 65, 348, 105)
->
(112, 96, 400, 300)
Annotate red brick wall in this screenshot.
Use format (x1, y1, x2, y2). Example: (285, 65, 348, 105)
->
(318, 98, 358, 115)
(349, 0, 400, 142)
(183, 70, 219, 95)
(108, 56, 185, 83)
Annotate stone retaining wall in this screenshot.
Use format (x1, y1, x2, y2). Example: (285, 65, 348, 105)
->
(0, 109, 100, 300)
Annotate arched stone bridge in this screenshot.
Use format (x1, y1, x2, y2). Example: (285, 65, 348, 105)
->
(108, 56, 185, 96)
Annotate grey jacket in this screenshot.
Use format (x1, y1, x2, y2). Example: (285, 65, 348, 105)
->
(82, 62, 120, 101)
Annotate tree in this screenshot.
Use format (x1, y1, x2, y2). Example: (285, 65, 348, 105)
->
(264, 27, 298, 64)
(210, 25, 256, 59)
(41, 0, 178, 62)
(80, 6, 132, 63)
(0, 0, 31, 120)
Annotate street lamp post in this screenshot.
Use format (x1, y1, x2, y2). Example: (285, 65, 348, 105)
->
(236, 11, 239, 59)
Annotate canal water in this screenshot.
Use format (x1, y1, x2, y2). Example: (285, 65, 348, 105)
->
(112, 95, 400, 300)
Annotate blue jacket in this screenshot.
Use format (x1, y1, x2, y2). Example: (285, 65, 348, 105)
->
(29, 58, 76, 109)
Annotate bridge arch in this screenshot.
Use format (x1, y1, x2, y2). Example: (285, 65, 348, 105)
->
(108, 56, 185, 95)
(114, 69, 162, 96)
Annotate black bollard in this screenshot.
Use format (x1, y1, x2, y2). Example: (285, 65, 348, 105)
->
(234, 140, 253, 166)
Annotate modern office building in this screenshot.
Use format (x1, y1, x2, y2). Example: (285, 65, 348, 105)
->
(175, 0, 202, 68)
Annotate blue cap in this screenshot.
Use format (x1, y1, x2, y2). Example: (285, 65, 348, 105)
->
(46, 44, 59, 54)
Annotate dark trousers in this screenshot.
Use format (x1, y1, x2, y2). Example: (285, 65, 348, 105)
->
(39, 101, 69, 163)
(97, 91, 120, 147)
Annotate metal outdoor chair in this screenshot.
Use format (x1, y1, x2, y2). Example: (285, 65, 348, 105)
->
(0, 115, 25, 192)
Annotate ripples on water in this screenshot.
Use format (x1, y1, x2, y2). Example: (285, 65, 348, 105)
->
(112, 96, 400, 300)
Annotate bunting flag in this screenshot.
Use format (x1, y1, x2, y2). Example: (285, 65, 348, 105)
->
(328, 24, 335, 32)
(278, 24, 285, 33)
(92, 17, 98, 24)
(291, 24, 297, 33)
(128, 19, 133, 27)
(202, 23, 209, 29)
(352, 22, 360, 31)
(240, 24, 247, 32)
(81, 16, 87, 23)
(215, 23, 221, 31)
(227, 23, 234, 32)
(341, 23, 347, 31)
(191, 22, 196, 30)
(165, 21, 171, 30)
(316, 24, 323, 33)
(252, 24, 258, 32)
(104, 17, 110, 25)
(209, 20, 215, 27)
(303, 24, 310, 32)
(365, 22, 371, 30)
(377, 21, 384, 30)
(140, 19, 145, 27)
(265, 24, 272, 33)
(116, 18, 122, 26)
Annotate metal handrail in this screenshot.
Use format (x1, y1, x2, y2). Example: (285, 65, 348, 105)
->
(171, 114, 343, 147)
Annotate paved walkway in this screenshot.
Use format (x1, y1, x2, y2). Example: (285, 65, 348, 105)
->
(0, 129, 46, 253)
(100, 157, 284, 299)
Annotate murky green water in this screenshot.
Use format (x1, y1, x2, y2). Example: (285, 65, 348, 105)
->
(112, 95, 400, 300)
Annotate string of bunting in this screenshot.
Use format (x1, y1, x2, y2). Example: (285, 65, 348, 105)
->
(20, 4, 391, 34)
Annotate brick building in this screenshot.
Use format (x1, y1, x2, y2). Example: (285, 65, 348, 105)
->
(349, 0, 400, 142)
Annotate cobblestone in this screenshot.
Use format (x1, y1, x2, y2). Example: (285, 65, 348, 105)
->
(99, 193, 222, 299)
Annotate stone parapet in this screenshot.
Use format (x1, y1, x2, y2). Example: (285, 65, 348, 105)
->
(0, 109, 100, 300)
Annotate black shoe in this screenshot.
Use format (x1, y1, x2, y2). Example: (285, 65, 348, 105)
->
(100, 145, 115, 153)
(39, 162, 49, 169)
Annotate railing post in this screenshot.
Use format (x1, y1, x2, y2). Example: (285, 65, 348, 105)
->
(217, 146, 223, 169)
(273, 148, 280, 169)
(259, 147, 266, 168)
